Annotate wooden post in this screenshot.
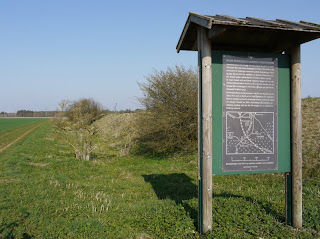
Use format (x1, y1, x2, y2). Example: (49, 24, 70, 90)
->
(285, 172, 292, 225)
(197, 26, 203, 234)
(197, 26, 212, 234)
(289, 45, 303, 228)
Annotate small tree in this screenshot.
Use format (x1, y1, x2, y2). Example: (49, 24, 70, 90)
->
(137, 65, 198, 153)
(54, 98, 103, 160)
(58, 99, 70, 112)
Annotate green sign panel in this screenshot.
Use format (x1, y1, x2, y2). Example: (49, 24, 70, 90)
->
(212, 51, 291, 175)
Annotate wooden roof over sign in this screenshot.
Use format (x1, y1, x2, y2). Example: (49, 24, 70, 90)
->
(177, 13, 320, 53)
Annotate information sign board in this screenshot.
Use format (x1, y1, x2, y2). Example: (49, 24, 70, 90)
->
(212, 51, 291, 175)
(222, 55, 278, 172)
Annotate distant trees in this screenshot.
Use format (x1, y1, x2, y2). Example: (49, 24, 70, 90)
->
(17, 110, 34, 117)
(0, 111, 8, 117)
(53, 98, 103, 160)
(136, 65, 198, 153)
(15, 110, 57, 117)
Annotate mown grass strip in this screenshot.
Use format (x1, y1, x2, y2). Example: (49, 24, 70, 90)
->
(0, 118, 45, 133)
(0, 121, 46, 153)
(0, 121, 43, 139)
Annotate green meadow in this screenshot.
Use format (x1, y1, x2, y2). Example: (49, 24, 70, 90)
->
(0, 119, 46, 154)
(0, 98, 319, 238)
(0, 118, 45, 134)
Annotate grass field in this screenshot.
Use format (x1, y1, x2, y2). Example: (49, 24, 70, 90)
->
(0, 118, 45, 134)
(0, 99, 319, 238)
(0, 118, 47, 154)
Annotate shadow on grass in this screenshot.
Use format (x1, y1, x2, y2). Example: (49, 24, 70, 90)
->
(143, 173, 198, 227)
(0, 212, 32, 238)
(143, 174, 285, 230)
(92, 153, 117, 160)
(213, 193, 285, 222)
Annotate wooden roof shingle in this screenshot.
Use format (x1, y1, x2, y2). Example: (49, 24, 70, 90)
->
(177, 12, 320, 53)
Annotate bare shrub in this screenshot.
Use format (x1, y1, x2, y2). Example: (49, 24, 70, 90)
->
(53, 98, 103, 160)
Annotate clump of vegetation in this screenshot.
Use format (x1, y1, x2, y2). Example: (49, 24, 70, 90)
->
(94, 65, 198, 155)
(136, 65, 198, 153)
(94, 112, 140, 156)
(53, 98, 103, 160)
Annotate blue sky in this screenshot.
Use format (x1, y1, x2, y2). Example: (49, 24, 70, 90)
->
(1, 0, 320, 112)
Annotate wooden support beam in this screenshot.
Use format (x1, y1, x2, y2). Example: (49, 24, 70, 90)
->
(208, 26, 226, 40)
(197, 26, 212, 234)
(192, 39, 198, 51)
(190, 13, 213, 29)
(288, 45, 303, 228)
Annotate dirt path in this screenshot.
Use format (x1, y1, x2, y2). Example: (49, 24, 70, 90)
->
(0, 125, 41, 153)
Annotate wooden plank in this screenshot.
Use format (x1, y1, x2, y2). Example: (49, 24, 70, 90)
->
(215, 14, 250, 25)
(276, 19, 320, 30)
(300, 20, 320, 29)
(288, 45, 303, 228)
(212, 19, 239, 26)
(176, 16, 191, 53)
(246, 17, 286, 27)
(190, 14, 213, 29)
(190, 12, 213, 27)
(198, 26, 213, 234)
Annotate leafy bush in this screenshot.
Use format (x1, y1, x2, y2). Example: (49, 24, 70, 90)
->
(136, 65, 198, 153)
(66, 98, 102, 127)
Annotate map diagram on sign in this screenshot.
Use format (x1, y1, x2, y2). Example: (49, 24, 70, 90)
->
(226, 112, 274, 155)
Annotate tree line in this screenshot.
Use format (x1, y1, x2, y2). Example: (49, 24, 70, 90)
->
(0, 110, 59, 117)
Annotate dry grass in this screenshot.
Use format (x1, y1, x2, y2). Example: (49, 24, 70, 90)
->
(0, 178, 18, 183)
(302, 97, 320, 179)
(28, 162, 49, 167)
(94, 113, 140, 155)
